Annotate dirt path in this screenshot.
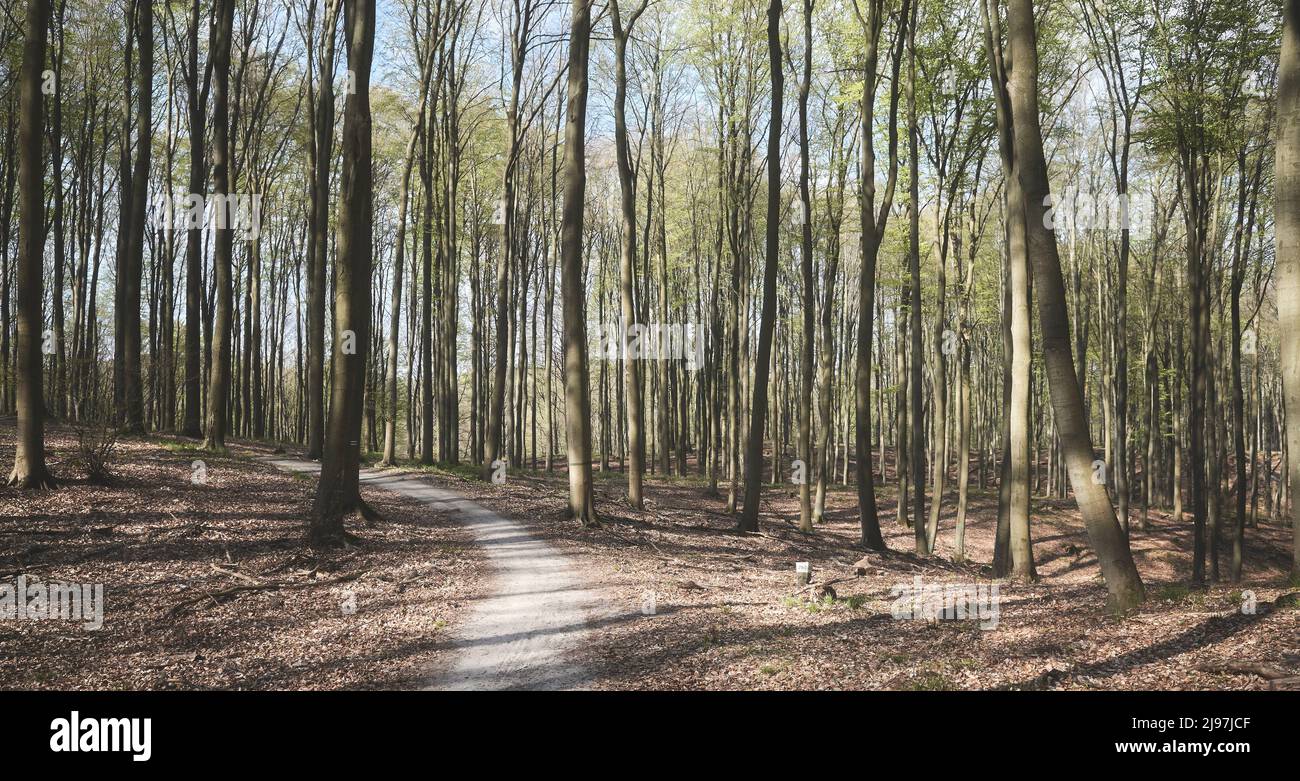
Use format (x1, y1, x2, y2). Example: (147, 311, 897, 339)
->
(263, 457, 595, 690)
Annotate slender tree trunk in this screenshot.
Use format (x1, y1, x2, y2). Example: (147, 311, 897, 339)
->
(739, 0, 783, 533)
(559, 0, 597, 525)
(610, 0, 648, 509)
(307, 0, 341, 460)
(203, 0, 235, 452)
(181, 0, 207, 438)
(382, 126, 420, 465)
(1006, 0, 1143, 611)
(485, 5, 528, 479)
(853, 0, 907, 550)
(121, 0, 152, 433)
(983, 0, 1033, 579)
(796, 0, 816, 533)
(906, 0, 926, 555)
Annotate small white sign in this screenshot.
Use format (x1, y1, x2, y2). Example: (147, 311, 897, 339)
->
(796, 562, 810, 574)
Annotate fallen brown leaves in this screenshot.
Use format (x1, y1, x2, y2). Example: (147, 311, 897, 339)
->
(395, 457, 1300, 691)
(5, 424, 1297, 691)
(0, 424, 486, 690)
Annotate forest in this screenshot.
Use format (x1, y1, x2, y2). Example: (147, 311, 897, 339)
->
(1, 0, 1299, 693)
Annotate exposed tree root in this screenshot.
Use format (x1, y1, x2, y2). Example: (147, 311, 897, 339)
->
(6, 466, 58, 490)
(357, 497, 385, 527)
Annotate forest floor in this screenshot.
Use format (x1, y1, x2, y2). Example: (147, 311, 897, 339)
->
(262, 455, 596, 690)
(367, 451, 1300, 691)
(3, 423, 1299, 690)
(0, 422, 488, 690)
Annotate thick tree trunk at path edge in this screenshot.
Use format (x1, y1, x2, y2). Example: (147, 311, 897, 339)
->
(740, 0, 783, 532)
(8, 0, 54, 489)
(559, 0, 597, 526)
(1278, 0, 1300, 581)
(1007, 0, 1143, 612)
(311, 0, 375, 546)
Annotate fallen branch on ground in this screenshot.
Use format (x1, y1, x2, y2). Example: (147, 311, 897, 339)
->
(166, 569, 371, 618)
(1194, 661, 1291, 680)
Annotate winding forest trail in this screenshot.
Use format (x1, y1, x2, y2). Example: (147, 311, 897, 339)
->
(263, 456, 595, 690)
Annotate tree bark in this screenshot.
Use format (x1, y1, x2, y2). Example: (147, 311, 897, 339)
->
(306, 0, 341, 460)
(559, 0, 597, 525)
(311, 0, 376, 545)
(1006, 0, 1143, 611)
(8, 0, 55, 489)
(203, 0, 235, 452)
(982, 0, 1034, 579)
(739, 0, 783, 533)
(853, 0, 908, 550)
(610, 0, 648, 510)
(181, 0, 208, 438)
(1278, 0, 1300, 580)
(121, 0, 152, 433)
(796, 0, 816, 533)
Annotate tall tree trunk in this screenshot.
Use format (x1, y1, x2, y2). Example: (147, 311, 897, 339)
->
(796, 0, 816, 533)
(47, 0, 67, 420)
(814, 128, 846, 524)
(983, 0, 1033, 579)
(311, 0, 376, 545)
(559, 0, 597, 525)
(382, 125, 422, 465)
(122, 0, 152, 433)
(739, 0, 783, 533)
(307, 0, 341, 460)
(1006, 0, 1143, 611)
(1278, 0, 1300, 581)
(203, 0, 235, 452)
(485, 1, 531, 479)
(181, 0, 207, 438)
(8, 0, 55, 489)
(610, 0, 648, 509)
(853, 0, 907, 550)
(906, 0, 926, 555)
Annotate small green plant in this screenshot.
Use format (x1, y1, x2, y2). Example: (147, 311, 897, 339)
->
(785, 592, 865, 613)
(910, 670, 953, 691)
(160, 440, 208, 456)
(1156, 583, 1191, 602)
